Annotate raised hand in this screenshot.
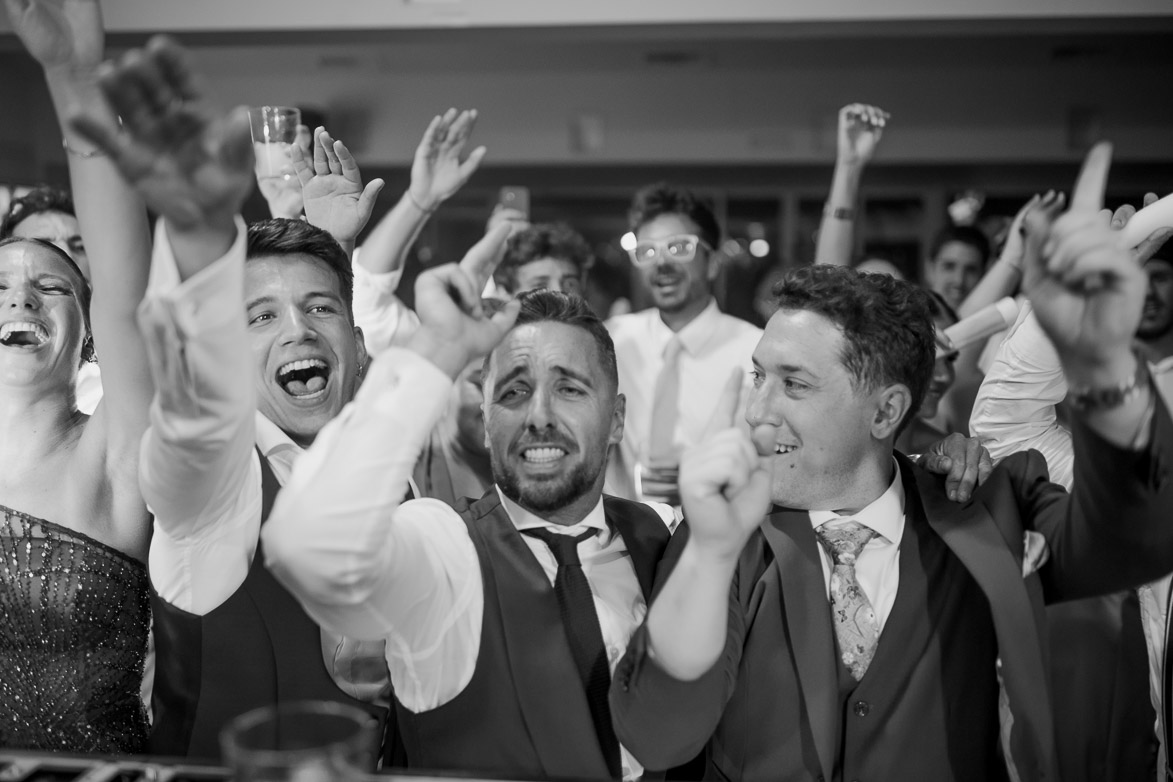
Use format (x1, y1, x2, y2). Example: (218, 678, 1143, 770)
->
(5, 0, 101, 77)
(69, 36, 254, 232)
(295, 127, 385, 246)
(680, 370, 773, 560)
(409, 108, 487, 212)
(408, 223, 520, 378)
(998, 191, 1065, 271)
(1109, 192, 1173, 265)
(837, 103, 889, 167)
(1023, 142, 1145, 380)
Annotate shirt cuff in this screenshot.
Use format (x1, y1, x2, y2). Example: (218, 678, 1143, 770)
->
(353, 251, 404, 296)
(141, 216, 248, 337)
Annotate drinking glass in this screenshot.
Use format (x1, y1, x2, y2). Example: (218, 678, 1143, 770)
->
(248, 106, 302, 211)
(220, 701, 376, 782)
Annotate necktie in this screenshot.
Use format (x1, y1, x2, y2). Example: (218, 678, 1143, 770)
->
(646, 337, 684, 466)
(522, 527, 621, 778)
(1163, 585, 1172, 780)
(815, 520, 880, 681)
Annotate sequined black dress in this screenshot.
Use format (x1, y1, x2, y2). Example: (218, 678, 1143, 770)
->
(0, 505, 150, 752)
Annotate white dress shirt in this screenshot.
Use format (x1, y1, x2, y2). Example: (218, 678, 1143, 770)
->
(137, 220, 389, 705)
(971, 302, 1173, 777)
(262, 347, 676, 780)
(351, 250, 420, 355)
(809, 461, 906, 633)
(605, 300, 762, 501)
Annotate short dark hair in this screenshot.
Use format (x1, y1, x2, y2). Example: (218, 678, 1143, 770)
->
(772, 264, 935, 433)
(495, 222, 594, 294)
(489, 290, 618, 389)
(0, 236, 94, 362)
(929, 225, 991, 267)
(0, 186, 76, 239)
(629, 183, 720, 251)
(246, 219, 354, 320)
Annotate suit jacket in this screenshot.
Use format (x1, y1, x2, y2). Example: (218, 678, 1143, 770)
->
(611, 404, 1173, 782)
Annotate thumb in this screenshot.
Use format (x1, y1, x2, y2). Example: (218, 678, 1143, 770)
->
(1020, 207, 1052, 294)
(459, 146, 488, 180)
(358, 178, 386, 213)
(461, 222, 512, 292)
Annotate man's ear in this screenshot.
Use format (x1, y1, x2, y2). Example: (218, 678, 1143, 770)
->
(353, 326, 369, 376)
(610, 392, 626, 446)
(706, 251, 722, 283)
(872, 383, 913, 441)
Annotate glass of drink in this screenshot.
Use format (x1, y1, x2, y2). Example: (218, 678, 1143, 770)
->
(248, 106, 302, 214)
(220, 701, 377, 782)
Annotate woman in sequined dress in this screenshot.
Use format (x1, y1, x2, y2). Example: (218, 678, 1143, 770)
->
(0, 0, 154, 752)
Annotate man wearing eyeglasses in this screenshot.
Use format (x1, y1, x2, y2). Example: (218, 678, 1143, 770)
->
(606, 183, 763, 505)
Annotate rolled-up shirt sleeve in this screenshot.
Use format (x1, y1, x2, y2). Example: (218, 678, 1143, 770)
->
(351, 255, 420, 355)
(262, 347, 484, 710)
(138, 217, 262, 613)
(970, 303, 1074, 489)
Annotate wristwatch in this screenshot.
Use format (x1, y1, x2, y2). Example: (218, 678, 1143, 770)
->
(1067, 351, 1150, 412)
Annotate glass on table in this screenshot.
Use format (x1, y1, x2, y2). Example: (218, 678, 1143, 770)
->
(220, 701, 377, 782)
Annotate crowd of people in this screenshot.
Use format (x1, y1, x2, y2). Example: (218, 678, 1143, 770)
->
(2, 2, 1172, 781)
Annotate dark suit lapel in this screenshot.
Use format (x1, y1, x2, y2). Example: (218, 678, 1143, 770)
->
(914, 467, 1055, 782)
(605, 497, 670, 602)
(471, 492, 611, 780)
(761, 511, 838, 782)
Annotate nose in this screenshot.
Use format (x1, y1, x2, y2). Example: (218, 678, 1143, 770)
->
(524, 384, 556, 432)
(5, 282, 40, 311)
(276, 306, 317, 345)
(745, 382, 778, 428)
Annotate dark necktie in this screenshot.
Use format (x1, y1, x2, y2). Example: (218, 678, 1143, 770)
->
(1163, 586, 1172, 780)
(522, 527, 621, 778)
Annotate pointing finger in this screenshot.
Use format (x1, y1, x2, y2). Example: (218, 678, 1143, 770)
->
(1070, 141, 1113, 215)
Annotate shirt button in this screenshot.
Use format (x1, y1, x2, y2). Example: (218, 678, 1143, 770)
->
(854, 700, 870, 717)
(608, 645, 621, 663)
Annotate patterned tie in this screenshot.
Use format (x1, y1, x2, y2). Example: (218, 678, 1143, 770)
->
(522, 527, 621, 778)
(646, 336, 684, 466)
(815, 520, 880, 681)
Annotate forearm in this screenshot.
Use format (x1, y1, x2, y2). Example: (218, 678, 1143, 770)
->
(647, 540, 740, 680)
(814, 162, 863, 266)
(1068, 351, 1156, 450)
(959, 260, 1022, 318)
(971, 308, 1071, 471)
(261, 347, 457, 638)
(356, 191, 432, 276)
(139, 220, 256, 535)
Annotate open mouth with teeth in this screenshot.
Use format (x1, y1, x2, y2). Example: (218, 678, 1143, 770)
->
(774, 444, 798, 456)
(0, 321, 49, 349)
(521, 446, 568, 464)
(276, 358, 331, 399)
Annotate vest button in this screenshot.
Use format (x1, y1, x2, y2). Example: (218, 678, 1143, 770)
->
(854, 700, 870, 717)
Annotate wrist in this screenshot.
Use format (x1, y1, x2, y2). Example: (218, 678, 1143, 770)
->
(405, 327, 472, 380)
(406, 188, 438, 214)
(1064, 348, 1143, 401)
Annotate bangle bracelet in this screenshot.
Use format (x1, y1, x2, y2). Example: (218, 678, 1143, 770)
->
(407, 190, 436, 214)
(62, 138, 106, 158)
(824, 204, 854, 221)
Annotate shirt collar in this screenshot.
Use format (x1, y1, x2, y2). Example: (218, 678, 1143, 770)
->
(808, 459, 906, 545)
(650, 297, 720, 357)
(495, 485, 608, 535)
(255, 411, 302, 461)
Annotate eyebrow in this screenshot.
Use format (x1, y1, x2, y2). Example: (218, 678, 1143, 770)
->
(245, 290, 344, 309)
(494, 363, 595, 389)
